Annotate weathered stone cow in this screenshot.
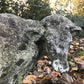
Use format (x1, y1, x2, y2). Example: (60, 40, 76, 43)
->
(0, 13, 81, 84)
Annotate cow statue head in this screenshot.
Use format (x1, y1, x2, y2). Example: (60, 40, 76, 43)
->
(41, 14, 81, 73)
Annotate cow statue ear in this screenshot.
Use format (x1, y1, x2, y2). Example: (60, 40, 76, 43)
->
(72, 26, 82, 31)
(70, 26, 82, 37)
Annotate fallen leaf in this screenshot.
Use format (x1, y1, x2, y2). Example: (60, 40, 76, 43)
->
(71, 67, 78, 71)
(80, 56, 84, 60)
(68, 53, 73, 57)
(22, 75, 37, 84)
(82, 79, 84, 84)
(43, 56, 48, 59)
(38, 74, 44, 78)
(80, 38, 84, 43)
(74, 56, 84, 70)
(37, 60, 45, 64)
(74, 57, 81, 62)
(72, 41, 76, 44)
(77, 77, 82, 81)
(70, 50, 74, 54)
(80, 47, 84, 51)
(70, 45, 74, 49)
(51, 70, 60, 77)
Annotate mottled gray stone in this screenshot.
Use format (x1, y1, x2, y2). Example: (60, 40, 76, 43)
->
(41, 14, 81, 73)
(0, 13, 81, 84)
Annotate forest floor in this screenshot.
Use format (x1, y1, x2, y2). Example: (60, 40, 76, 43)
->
(23, 36, 84, 84)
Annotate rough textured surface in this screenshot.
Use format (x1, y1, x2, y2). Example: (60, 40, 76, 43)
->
(0, 13, 45, 84)
(41, 14, 81, 73)
(0, 13, 81, 84)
